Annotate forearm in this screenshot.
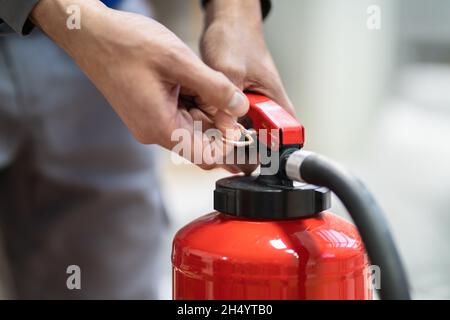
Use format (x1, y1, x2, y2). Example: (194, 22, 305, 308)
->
(200, 0, 295, 115)
(30, 0, 106, 53)
(203, 0, 262, 26)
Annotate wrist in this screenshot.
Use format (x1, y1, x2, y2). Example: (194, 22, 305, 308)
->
(204, 0, 263, 28)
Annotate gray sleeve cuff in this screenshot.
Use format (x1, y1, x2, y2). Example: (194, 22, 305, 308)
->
(0, 0, 40, 36)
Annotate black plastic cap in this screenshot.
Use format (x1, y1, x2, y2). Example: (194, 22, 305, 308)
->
(214, 176, 331, 220)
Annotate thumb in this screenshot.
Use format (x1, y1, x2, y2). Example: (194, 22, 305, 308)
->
(176, 58, 249, 117)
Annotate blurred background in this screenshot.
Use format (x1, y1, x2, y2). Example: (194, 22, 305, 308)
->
(152, 0, 450, 299)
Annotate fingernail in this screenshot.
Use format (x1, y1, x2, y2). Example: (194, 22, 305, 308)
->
(228, 91, 247, 111)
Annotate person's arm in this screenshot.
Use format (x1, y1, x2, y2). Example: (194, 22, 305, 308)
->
(201, 0, 271, 20)
(28, 0, 249, 170)
(0, 0, 39, 35)
(200, 0, 295, 115)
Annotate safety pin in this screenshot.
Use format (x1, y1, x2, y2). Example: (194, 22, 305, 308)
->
(221, 123, 255, 148)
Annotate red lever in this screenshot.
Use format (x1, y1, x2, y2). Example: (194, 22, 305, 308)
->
(245, 93, 304, 150)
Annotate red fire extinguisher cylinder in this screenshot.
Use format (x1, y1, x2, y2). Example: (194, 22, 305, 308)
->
(171, 93, 410, 300)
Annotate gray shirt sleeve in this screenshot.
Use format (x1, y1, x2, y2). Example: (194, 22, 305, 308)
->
(0, 0, 39, 35)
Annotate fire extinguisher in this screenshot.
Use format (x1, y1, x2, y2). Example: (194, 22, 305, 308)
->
(172, 93, 410, 300)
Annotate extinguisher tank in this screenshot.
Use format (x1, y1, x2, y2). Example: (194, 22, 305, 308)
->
(172, 176, 371, 300)
(172, 93, 410, 300)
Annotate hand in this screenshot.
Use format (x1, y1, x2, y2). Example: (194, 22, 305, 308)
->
(201, 0, 295, 116)
(31, 0, 249, 170)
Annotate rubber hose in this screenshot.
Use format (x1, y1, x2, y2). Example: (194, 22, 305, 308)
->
(297, 153, 410, 300)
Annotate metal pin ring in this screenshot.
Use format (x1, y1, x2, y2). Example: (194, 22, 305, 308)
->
(221, 124, 254, 147)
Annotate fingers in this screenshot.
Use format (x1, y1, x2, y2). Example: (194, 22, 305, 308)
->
(166, 111, 232, 171)
(164, 102, 256, 173)
(174, 55, 249, 118)
(214, 110, 241, 140)
(244, 68, 297, 118)
(262, 80, 296, 117)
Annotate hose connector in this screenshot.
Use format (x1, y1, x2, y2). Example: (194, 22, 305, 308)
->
(284, 150, 315, 182)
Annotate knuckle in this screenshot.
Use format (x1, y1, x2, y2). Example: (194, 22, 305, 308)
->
(153, 43, 192, 73)
(165, 46, 182, 62)
(167, 44, 193, 65)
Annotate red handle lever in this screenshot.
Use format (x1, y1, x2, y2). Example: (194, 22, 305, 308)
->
(245, 93, 304, 150)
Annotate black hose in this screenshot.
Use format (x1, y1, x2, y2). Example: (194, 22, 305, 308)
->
(296, 153, 410, 300)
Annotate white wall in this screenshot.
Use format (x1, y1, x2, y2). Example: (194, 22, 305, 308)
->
(264, 0, 397, 159)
